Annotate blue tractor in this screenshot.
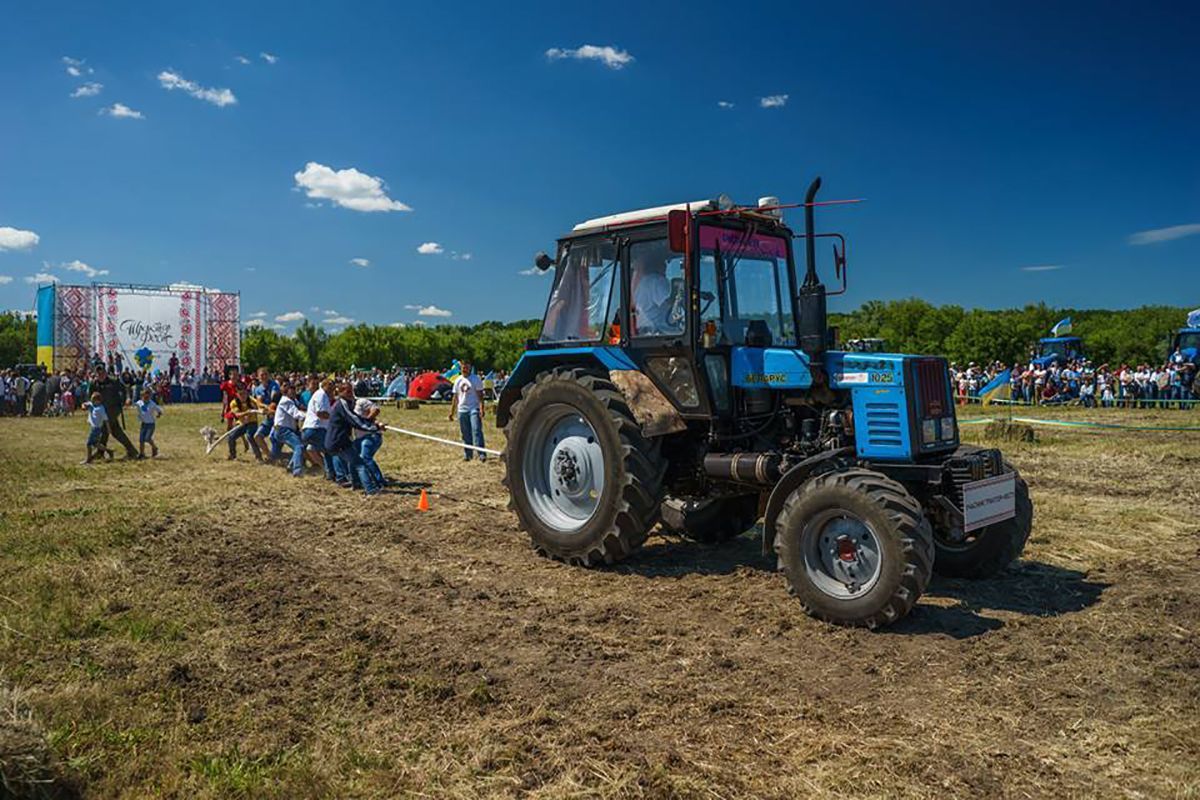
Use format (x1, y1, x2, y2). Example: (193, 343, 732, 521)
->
(498, 179, 1032, 628)
(1031, 335, 1085, 368)
(1170, 327, 1200, 365)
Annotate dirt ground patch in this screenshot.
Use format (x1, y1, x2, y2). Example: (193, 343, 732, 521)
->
(1, 403, 1198, 798)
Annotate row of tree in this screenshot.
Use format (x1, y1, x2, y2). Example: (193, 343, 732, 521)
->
(830, 301, 1192, 367)
(240, 319, 542, 373)
(3, 302, 1192, 372)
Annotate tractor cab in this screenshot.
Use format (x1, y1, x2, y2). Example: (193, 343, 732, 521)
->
(1032, 336, 1084, 367)
(525, 191, 841, 425)
(1170, 328, 1200, 364)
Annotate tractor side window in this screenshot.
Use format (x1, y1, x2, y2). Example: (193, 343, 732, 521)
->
(630, 239, 685, 338)
(697, 253, 721, 343)
(698, 226, 794, 347)
(539, 239, 619, 343)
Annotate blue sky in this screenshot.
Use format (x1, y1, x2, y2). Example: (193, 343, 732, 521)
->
(1, 1, 1197, 330)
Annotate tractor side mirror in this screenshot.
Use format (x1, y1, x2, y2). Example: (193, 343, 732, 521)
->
(667, 209, 688, 253)
(533, 251, 554, 271)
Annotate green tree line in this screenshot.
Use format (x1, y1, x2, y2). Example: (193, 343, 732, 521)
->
(240, 319, 542, 373)
(6, 303, 1191, 372)
(830, 301, 1192, 366)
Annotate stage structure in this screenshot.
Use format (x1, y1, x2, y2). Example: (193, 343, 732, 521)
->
(35, 282, 240, 375)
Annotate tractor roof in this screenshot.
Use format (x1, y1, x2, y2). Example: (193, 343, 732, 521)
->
(571, 198, 717, 233)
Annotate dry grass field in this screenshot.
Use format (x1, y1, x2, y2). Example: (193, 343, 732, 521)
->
(1, 401, 1198, 799)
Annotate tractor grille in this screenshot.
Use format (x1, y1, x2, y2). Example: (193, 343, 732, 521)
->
(944, 449, 1005, 510)
(914, 358, 951, 419)
(863, 401, 904, 449)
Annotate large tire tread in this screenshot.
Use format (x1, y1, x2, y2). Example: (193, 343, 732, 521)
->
(501, 368, 665, 567)
(775, 468, 933, 629)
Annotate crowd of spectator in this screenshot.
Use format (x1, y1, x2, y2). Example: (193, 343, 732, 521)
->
(950, 346, 1199, 408)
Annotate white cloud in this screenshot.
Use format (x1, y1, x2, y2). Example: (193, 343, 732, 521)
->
(388, 322, 406, 328)
(450, 251, 472, 261)
(157, 70, 237, 107)
(249, 311, 267, 318)
(1128, 223, 1200, 246)
(309, 306, 321, 312)
(71, 82, 103, 98)
(417, 242, 444, 255)
(60, 259, 109, 278)
(519, 267, 550, 276)
(276, 310, 305, 322)
(1020, 264, 1065, 272)
(293, 161, 411, 213)
(0, 276, 12, 284)
(759, 94, 788, 108)
(349, 257, 370, 267)
(717, 100, 735, 109)
(235, 55, 251, 65)
(102, 103, 144, 119)
(244, 318, 266, 328)
(260, 52, 278, 64)
(323, 315, 355, 325)
(545, 45, 634, 70)
(322, 308, 339, 315)
(62, 56, 91, 77)
(272, 323, 287, 331)
(416, 304, 452, 317)
(0, 227, 39, 251)
(25, 272, 58, 284)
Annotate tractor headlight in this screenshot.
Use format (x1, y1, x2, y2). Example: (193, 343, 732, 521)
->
(940, 417, 957, 441)
(921, 419, 937, 444)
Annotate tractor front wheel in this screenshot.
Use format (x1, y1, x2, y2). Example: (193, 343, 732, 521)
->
(774, 468, 933, 628)
(501, 368, 665, 566)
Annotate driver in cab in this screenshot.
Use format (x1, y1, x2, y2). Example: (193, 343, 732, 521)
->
(631, 243, 678, 335)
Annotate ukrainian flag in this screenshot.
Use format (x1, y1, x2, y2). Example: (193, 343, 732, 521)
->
(442, 359, 462, 381)
(1051, 317, 1072, 336)
(979, 369, 1012, 406)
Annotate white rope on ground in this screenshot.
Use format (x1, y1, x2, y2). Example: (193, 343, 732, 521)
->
(383, 424, 501, 457)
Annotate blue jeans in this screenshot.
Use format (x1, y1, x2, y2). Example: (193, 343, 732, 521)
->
(458, 409, 485, 460)
(302, 427, 335, 479)
(271, 426, 305, 475)
(357, 432, 385, 485)
(332, 445, 378, 494)
(139, 422, 156, 444)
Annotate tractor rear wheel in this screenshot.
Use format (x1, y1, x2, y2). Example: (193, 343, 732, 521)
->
(931, 448, 1032, 578)
(501, 368, 665, 566)
(774, 468, 933, 628)
(660, 494, 760, 543)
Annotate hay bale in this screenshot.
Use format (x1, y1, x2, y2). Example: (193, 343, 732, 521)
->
(982, 420, 1036, 443)
(403, 399, 420, 410)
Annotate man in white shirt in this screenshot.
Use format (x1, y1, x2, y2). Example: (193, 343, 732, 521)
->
(448, 361, 487, 461)
(632, 249, 673, 335)
(302, 377, 335, 479)
(270, 382, 308, 476)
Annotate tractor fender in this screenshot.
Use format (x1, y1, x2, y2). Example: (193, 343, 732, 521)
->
(761, 447, 855, 557)
(497, 347, 637, 427)
(608, 370, 687, 437)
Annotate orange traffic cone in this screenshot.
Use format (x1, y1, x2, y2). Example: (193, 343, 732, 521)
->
(416, 489, 431, 512)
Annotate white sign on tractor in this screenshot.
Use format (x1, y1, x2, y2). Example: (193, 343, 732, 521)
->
(962, 472, 1017, 532)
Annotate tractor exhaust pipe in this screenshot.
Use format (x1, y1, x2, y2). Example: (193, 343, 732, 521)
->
(797, 177, 827, 358)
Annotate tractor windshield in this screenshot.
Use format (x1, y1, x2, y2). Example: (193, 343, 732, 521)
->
(1176, 331, 1200, 353)
(539, 239, 619, 343)
(1035, 338, 1084, 363)
(697, 225, 795, 346)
